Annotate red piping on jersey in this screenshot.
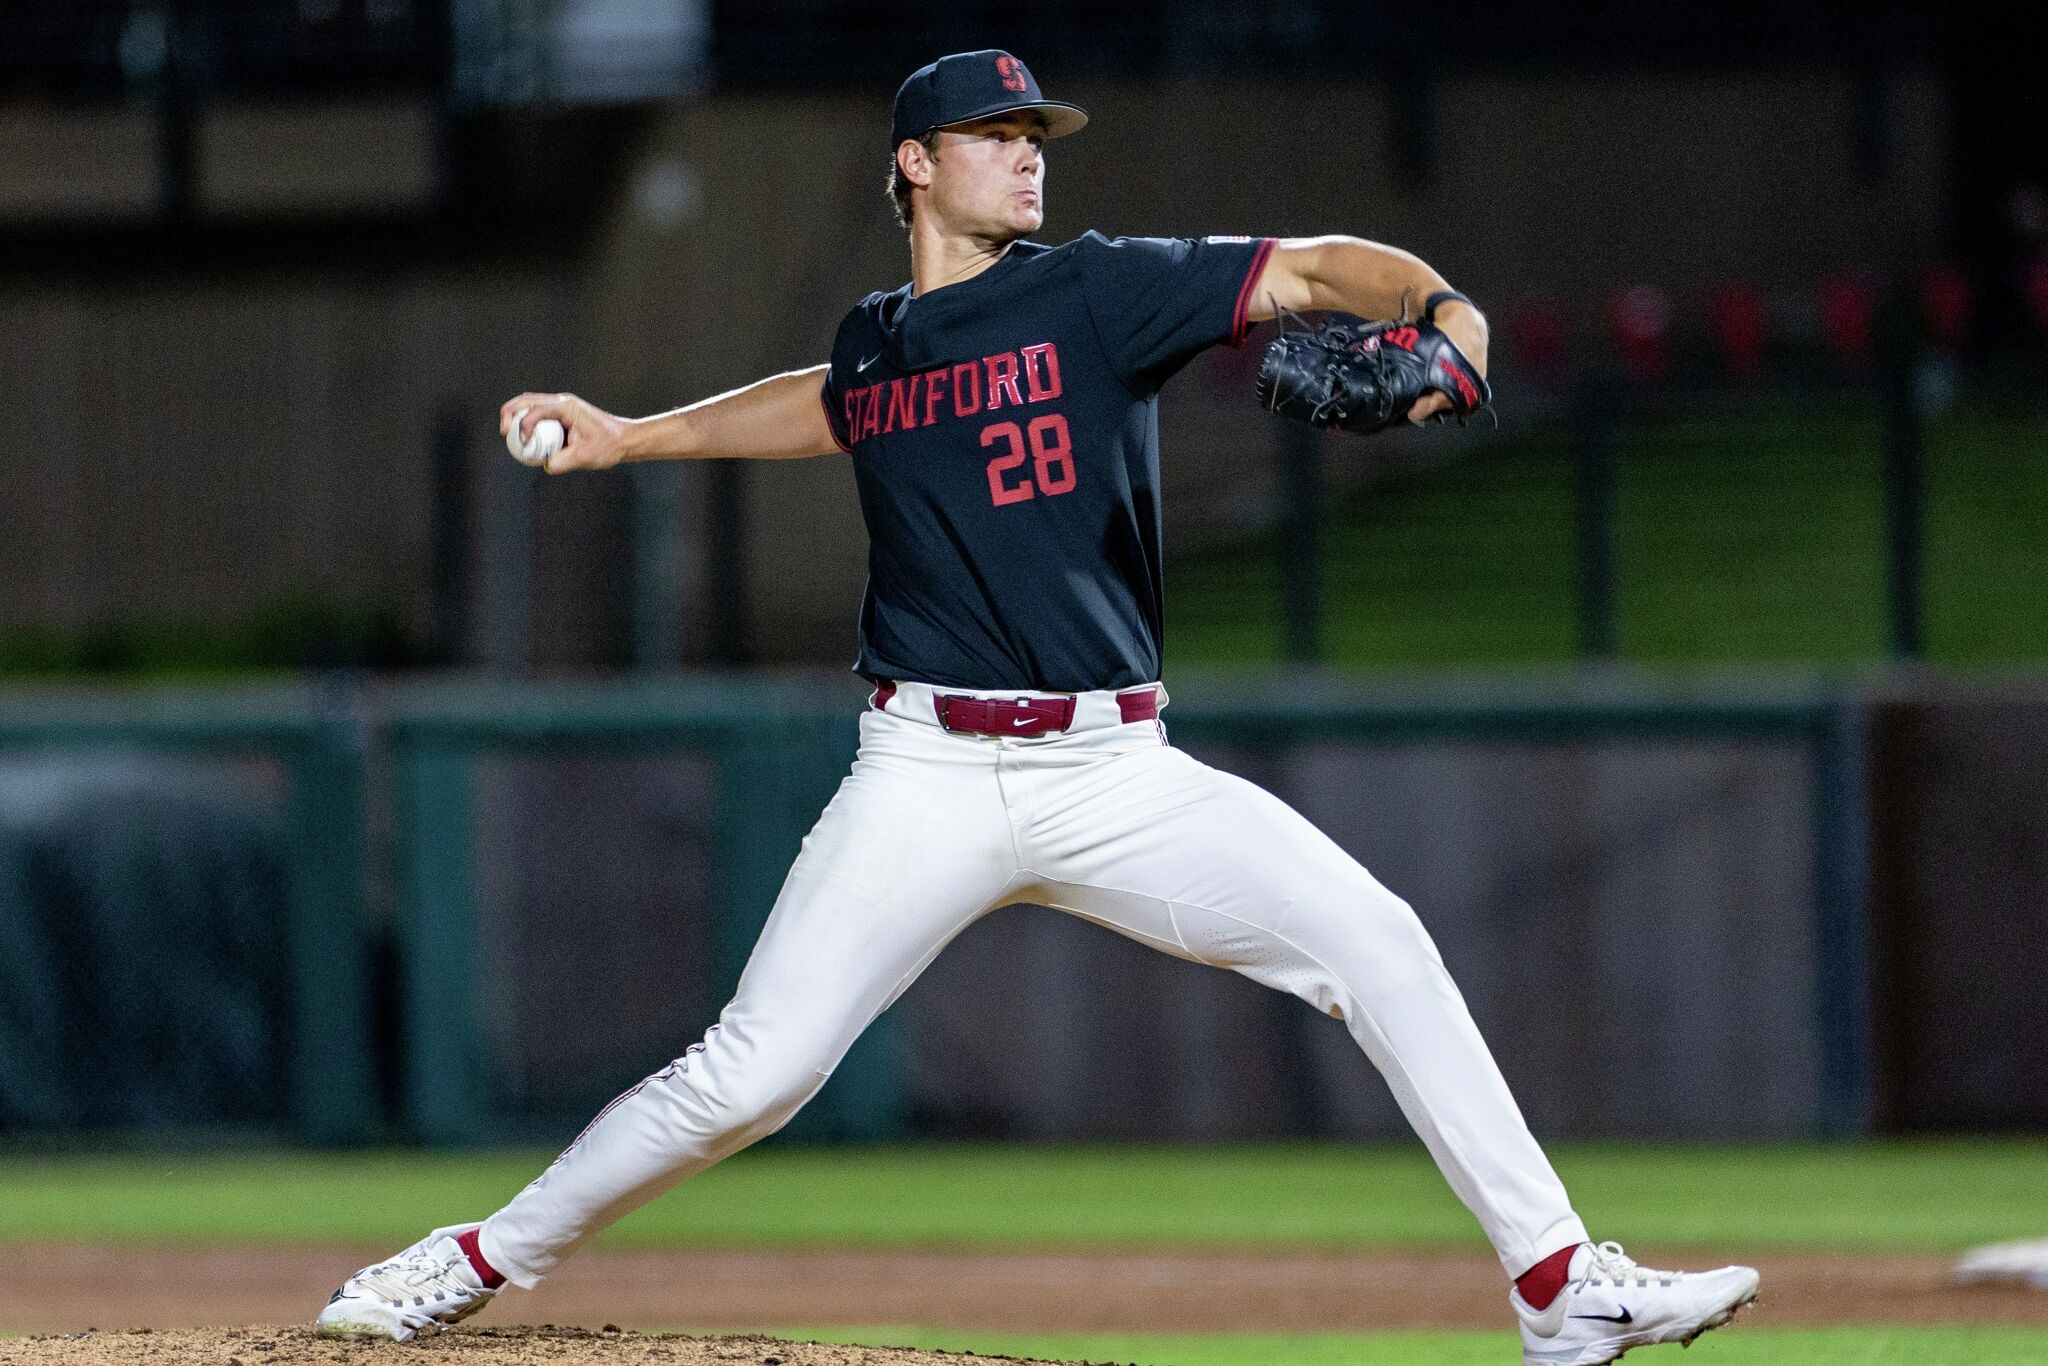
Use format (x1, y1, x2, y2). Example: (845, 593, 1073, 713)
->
(1229, 238, 1279, 347)
(820, 381, 854, 454)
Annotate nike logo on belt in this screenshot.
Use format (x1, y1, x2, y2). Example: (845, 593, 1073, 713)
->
(1570, 1307, 1634, 1325)
(1010, 714, 1040, 728)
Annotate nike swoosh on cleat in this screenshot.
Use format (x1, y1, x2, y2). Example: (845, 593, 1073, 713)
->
(1569, 1306, 1634, 1325)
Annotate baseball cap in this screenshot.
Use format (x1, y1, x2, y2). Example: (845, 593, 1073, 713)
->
(890, 50, 1088, 149)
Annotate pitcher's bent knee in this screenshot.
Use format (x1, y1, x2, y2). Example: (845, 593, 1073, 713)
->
(654, 1026, 838, 1147)
(704, 1066, 828, 1140)
(1295, 872, 1450, 990)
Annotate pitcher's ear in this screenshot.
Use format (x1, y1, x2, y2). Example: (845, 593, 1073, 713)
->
(898, 137, 935, 190)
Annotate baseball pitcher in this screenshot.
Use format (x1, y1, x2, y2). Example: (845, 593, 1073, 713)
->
(317, 51, 1760, 1366)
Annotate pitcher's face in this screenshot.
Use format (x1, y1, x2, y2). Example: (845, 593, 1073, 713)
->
(919, 111, 1047, 240)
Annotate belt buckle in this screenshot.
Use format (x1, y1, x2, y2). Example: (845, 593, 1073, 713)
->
(934, 693, 994, 736)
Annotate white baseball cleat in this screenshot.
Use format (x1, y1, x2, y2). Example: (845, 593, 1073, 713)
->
(314, 1222, 500, 1341)
(1514, 1241, 1760, 1366)
(1954, 1237, 2048, 1289)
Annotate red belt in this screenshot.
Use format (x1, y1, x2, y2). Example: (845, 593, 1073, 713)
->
(938, 693, 1076, 736)
(871, 683, 1159, 737)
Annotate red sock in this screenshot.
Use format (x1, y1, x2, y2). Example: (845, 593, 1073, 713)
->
(455, 1226, 507, 1289)
(1515, 1242, 1582, 1310)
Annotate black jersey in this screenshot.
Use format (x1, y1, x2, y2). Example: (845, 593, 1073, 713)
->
(822, 230, 1274, 692)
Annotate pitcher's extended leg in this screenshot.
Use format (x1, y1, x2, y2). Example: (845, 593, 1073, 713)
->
(1027, 738, 1587, 1275)
(479, 716, 1019, 1286)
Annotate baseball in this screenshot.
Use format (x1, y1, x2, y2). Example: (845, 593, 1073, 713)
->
(506, 409, 565, 467)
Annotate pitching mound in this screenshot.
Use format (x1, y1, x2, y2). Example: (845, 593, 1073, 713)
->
(0, 1327, 1079, 1366)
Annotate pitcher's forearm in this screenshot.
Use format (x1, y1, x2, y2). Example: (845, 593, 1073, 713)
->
(1305, 239, 1455, 326)
(621, 365, 838, 462)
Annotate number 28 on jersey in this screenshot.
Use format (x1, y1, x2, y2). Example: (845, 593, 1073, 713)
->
(837, 342, 1075, 508)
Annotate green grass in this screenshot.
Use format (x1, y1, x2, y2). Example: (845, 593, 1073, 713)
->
(1, 1140, 2044, 1252)
(5, 1144, 2046, 1359)
(798, 1326, 2048, 1366)
(1167, 401, 2048, 667)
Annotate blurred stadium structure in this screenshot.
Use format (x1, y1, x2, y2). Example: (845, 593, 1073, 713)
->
(1, 1, 2044, 1148)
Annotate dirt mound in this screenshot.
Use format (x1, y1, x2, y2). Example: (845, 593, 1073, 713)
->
(0, 1327, 1084, 1366)
(3, 1245, 2045, 1354)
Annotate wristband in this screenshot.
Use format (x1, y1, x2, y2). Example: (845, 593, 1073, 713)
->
(1423, 289, 1475, 321)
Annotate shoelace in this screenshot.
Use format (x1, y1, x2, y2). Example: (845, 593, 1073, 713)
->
(1580, 1240, 1679, 1289)
(350, 1243, 477, 1302)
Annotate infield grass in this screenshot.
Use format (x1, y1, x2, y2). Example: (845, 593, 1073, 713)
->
(0, 1139, 2043, 1252)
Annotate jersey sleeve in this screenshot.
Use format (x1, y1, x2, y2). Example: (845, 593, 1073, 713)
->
(1078, 233, 1277, 391)
(818, 303, 873, 453)
(819, 366, 854, 453)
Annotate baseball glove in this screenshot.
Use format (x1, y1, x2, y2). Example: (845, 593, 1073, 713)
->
(1255, 291, 1492, 434)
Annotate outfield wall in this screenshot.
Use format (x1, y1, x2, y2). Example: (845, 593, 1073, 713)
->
(0, 673, 2040, 1146)
(1869, 692, 2048, 1133)
(432, 680, 1859, 1146)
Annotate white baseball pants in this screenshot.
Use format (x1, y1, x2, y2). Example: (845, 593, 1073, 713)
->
(480, 683, 1588, 1284)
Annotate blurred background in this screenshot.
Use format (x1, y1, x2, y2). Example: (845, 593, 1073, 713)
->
(1, 0, 2044, 1156)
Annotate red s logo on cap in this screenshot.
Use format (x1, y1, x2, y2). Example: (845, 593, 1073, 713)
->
(995, 55, 1028, 93)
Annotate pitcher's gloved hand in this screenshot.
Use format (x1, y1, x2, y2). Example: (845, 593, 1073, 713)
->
(1256, 292, 1492, 434)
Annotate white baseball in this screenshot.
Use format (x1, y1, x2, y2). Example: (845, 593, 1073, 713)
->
(506, 408, 565, 468)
